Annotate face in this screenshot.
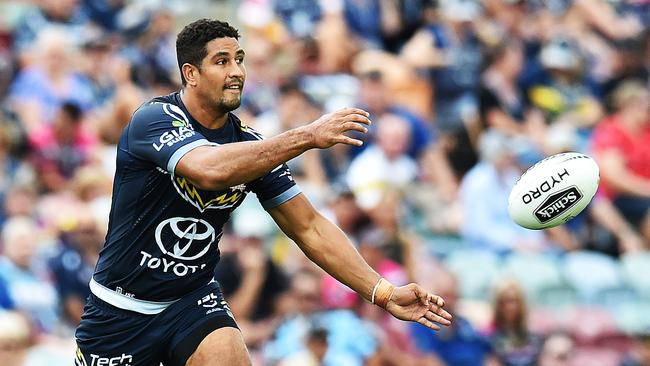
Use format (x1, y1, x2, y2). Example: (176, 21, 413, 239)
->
(4, 228, 36, 269)
(187, 37, 246, 113)
(53, 109, 77, 144)
(498, 286, 523, 323)
(291, 273, 321, 314)
(376, 115, 411, 160)
(503, 46, 523, 77)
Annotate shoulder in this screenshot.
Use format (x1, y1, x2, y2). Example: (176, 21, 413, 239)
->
(132, 96, 188, 124)
(591, 117, 624, 146)
(232, 114, 265, 141)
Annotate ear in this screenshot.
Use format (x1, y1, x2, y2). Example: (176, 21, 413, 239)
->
(182, 63, 200, 87)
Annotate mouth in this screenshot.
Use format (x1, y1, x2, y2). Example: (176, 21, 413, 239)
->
(224, 83, 243, 92)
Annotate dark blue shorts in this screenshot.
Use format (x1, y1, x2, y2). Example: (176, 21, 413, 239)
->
(75, 281, 238, 366)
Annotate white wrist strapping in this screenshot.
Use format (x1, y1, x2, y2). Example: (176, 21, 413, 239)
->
(371, 278, 382, 304)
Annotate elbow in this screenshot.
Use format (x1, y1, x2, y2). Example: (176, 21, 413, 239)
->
(194, 172, 229, 191)
(190, 165, 232, 191)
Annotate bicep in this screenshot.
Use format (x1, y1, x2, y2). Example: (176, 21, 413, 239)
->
(175, 145, 220, 189)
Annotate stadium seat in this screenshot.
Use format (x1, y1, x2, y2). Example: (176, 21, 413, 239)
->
(615, 301, 650, 335)
(571, 347, 623, 366)
(621, 252, 650, 299)
(528, 307, 562, 335)
(499, 253, 564, 300)
(445, 249, 500, 299)
(562, 251, 625, 303)
(562, 306, 621, 347)
(533, 283, 578, 309)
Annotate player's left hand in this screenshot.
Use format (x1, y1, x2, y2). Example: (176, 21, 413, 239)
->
(384, 283, 452, 331)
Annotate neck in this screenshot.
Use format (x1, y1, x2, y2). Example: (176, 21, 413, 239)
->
(619, 111, 643, 133)
(180, 88, 229, 129)
(486, 67, 514, 86)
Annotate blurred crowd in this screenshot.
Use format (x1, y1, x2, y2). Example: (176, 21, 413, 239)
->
(0, 0, 649, 365)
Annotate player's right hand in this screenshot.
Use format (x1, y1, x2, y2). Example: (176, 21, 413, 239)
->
(305, 107, 371, 148)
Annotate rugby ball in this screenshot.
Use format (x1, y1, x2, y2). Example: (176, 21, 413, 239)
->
(508, 152, 599, 230)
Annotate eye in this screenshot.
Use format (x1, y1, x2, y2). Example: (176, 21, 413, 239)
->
(216, 59, 226, 65)
(235, 57, 244, 64)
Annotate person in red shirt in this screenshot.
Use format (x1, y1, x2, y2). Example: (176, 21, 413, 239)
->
(591, 80, 650, 248)
(29, 101, 96, 192)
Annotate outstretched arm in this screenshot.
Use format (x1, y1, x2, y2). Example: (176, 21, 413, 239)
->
(268, 193, 452, 330)
(176, 108, 370, 191)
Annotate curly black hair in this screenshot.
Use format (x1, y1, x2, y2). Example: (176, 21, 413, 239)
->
(176, 19, 240, 86)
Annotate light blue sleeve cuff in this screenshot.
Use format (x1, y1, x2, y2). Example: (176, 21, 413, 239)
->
(166, 139, 213, 174)
(261, 185, 302, 210)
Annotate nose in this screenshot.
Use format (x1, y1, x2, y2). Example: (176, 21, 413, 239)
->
(228, 60, 244, 79)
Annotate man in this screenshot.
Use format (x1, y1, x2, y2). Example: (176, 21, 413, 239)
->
(74, 19, 452, 366)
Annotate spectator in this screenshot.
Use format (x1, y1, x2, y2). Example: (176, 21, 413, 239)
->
(479, 40, 545, 144)
(48, 208, 103, 332)
(252, 81, 331, 200)
(264, 269, 379, 366)
(410, 0, 484, 133)
(12, 0, 90, 56)
(214, 198, 289, 323)
(488, 279, 544, 366)
(8, 28, 95, 131)
(0, 310, 73, 365)
(29, 102, 97, 192)
(458, 129, 545, 253)
(278, 326, 329, 366)
(120, 8, 178, 89)
(0, 217, 59, 333)
(354, 70, 433, 159)
(94, 56, 146, 146)
(0, 116, 35, 224)
(346, 113, 417, 212)
(0, 310, 33, 365)
(537, 332, 575, 366)
(409, 269, 499, 366)
(528, 37, 603, 151)
(591, 80, 650, 247)
(81, 0, 127, 32)
(621, 328, 650, 366)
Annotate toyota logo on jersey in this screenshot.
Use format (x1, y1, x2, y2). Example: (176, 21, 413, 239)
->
(154, 217, 216, 261)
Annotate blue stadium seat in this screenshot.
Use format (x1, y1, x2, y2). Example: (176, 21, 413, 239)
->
(445, 249, 500, 299)
(533, 283, 578, 309)
(621, 252, 650, 300)
(499, 253, 564, 301)
(615, 301, 650, 335)
(562, 251, 625, 303)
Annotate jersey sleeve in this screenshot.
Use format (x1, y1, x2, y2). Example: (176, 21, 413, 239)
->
(249, 163, 301, 210)
(127, 102, 212, 173)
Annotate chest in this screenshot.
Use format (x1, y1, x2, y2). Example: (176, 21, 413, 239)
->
(168, 174, 249, 213)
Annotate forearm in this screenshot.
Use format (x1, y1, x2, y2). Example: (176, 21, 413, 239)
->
(228, 270, 265, 320)
(182, 127, 312, 190)
(591, 198, 637, 238)
(295, 213, 381, 302)
(599, 153, 650, 198)
(602, 171, 650, 198)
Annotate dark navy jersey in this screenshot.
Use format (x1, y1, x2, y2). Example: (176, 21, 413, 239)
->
(92, 92, 300, 303)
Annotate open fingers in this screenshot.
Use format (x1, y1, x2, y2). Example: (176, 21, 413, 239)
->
(425, 310, 452, 326)
(336, 107, 370, 118)
(336, 135, 364, 147)
(432, 306, 452, 321)
(344, 113, 372, 125)
(342, 122, 368, 134)
(417, 317, 441, 331)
